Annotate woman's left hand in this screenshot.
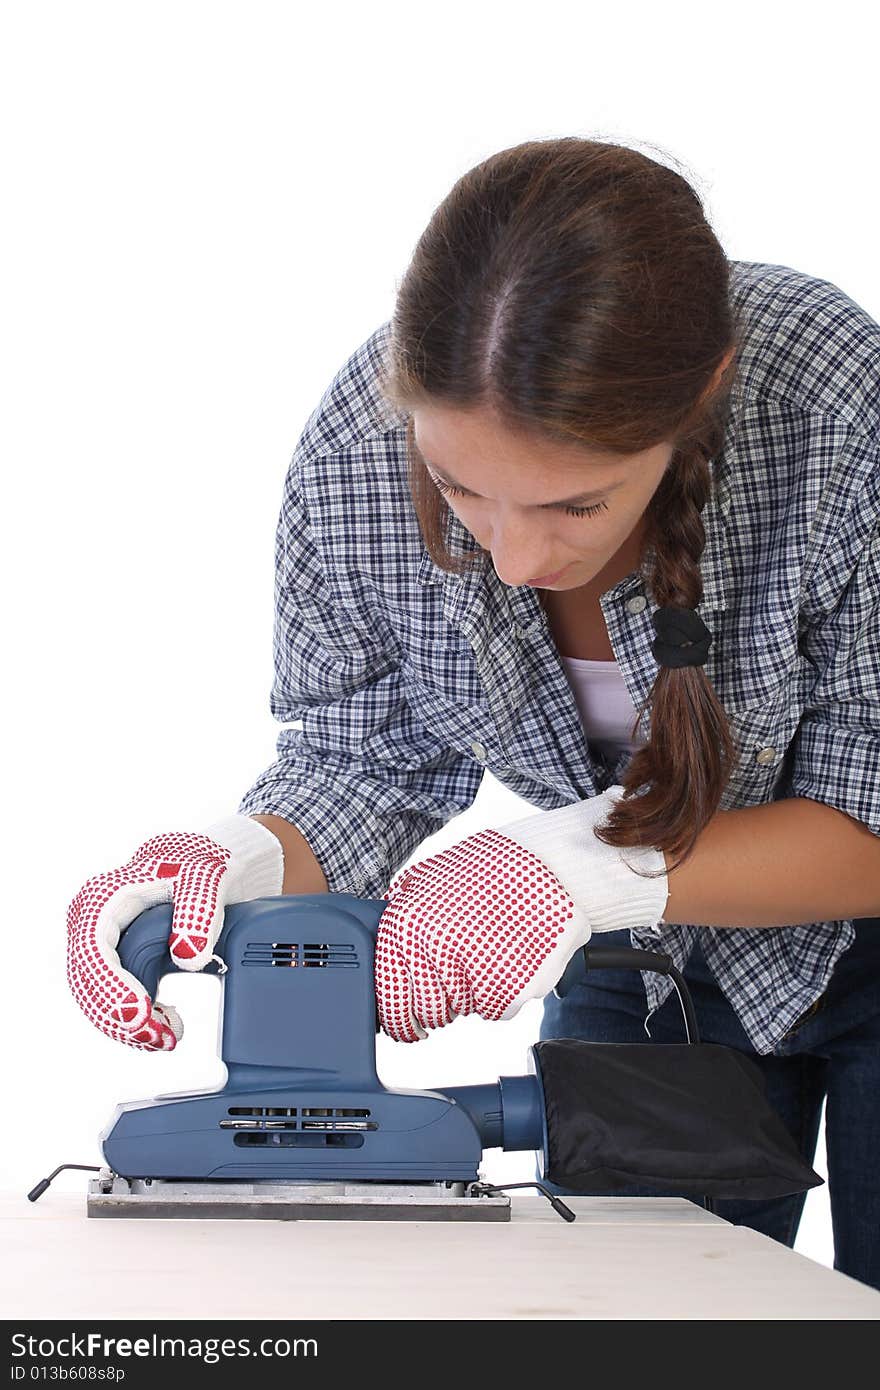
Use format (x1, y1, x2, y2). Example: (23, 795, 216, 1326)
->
(374, 786, 669, 1042)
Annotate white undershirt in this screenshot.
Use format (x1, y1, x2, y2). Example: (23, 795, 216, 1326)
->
(558, 655, 647, 762)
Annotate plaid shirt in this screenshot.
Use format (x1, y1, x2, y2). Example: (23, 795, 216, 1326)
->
(238, 260, 880, 1055)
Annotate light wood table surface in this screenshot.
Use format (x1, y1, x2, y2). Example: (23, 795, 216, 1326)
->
(3, 1190, 879, 1320)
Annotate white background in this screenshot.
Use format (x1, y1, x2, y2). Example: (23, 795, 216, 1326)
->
(3, 0, 878, 1277)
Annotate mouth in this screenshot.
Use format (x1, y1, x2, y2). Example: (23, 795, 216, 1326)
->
(524, 564, 571, 586)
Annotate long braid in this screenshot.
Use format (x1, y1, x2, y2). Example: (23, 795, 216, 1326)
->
(592, 446, 737, 871)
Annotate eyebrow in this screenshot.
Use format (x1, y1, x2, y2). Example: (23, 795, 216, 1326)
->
(421, 458, 624, 508)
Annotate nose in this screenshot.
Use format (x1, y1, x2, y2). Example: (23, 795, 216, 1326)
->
(490, 537, 567, 588)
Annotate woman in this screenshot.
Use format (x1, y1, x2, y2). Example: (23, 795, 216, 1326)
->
(66, 138, 880, 1287)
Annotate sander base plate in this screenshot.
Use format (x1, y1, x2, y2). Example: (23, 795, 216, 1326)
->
(87, 1171, 512, 1221)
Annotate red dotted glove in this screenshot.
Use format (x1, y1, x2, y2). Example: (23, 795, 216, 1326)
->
(66, 816, 283, 1052)
(375, 787, 668, 1043)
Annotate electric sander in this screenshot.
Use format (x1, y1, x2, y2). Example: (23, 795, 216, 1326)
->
(51, 894, 568, 1221)
(30, 893, 822, 1221)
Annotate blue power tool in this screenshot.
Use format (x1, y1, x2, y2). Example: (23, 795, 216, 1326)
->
(29, 892, 820, 1220)
(83, 892, 565, 1221)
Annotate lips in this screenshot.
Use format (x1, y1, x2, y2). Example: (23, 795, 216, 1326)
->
(525, 564, 569, 585)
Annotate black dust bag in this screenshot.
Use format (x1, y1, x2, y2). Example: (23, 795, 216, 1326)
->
(532, 1039, 823, 1200)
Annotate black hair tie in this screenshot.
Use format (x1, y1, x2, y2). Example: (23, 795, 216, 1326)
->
(650, 605, 713, 669)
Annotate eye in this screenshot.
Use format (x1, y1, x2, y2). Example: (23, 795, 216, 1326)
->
(430, 474, 609, 519)
(561, 500, 609, 518)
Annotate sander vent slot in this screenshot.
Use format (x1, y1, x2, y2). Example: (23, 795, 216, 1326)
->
(302, 1107, 371, 1118)
(222, 1106, 375, 1134)
(228, 1106, 298, 1116)
(302, 943, 358, 967)
(242, 942, 359, 968)
(233, 1132, 366, 1149)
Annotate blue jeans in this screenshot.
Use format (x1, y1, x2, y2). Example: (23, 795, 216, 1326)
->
(537, 917, 880, 1291)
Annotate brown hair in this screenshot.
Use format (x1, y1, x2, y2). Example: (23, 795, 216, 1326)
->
(376, 136, 745, 873)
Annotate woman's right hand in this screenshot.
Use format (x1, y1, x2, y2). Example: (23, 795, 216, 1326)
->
(66, 815, 284, 1051)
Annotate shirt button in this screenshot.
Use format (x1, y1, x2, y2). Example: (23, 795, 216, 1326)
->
(626, 595, 647, 613)
(470, 741, 488, 762)
(755, 746, 777, 766)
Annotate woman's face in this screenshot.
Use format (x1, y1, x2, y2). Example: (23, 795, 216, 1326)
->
(412, 403, 674, 590)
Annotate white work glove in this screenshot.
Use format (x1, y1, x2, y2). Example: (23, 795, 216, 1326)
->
(66, 815, 284, 1052)
(375, 786, 668, 1042)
